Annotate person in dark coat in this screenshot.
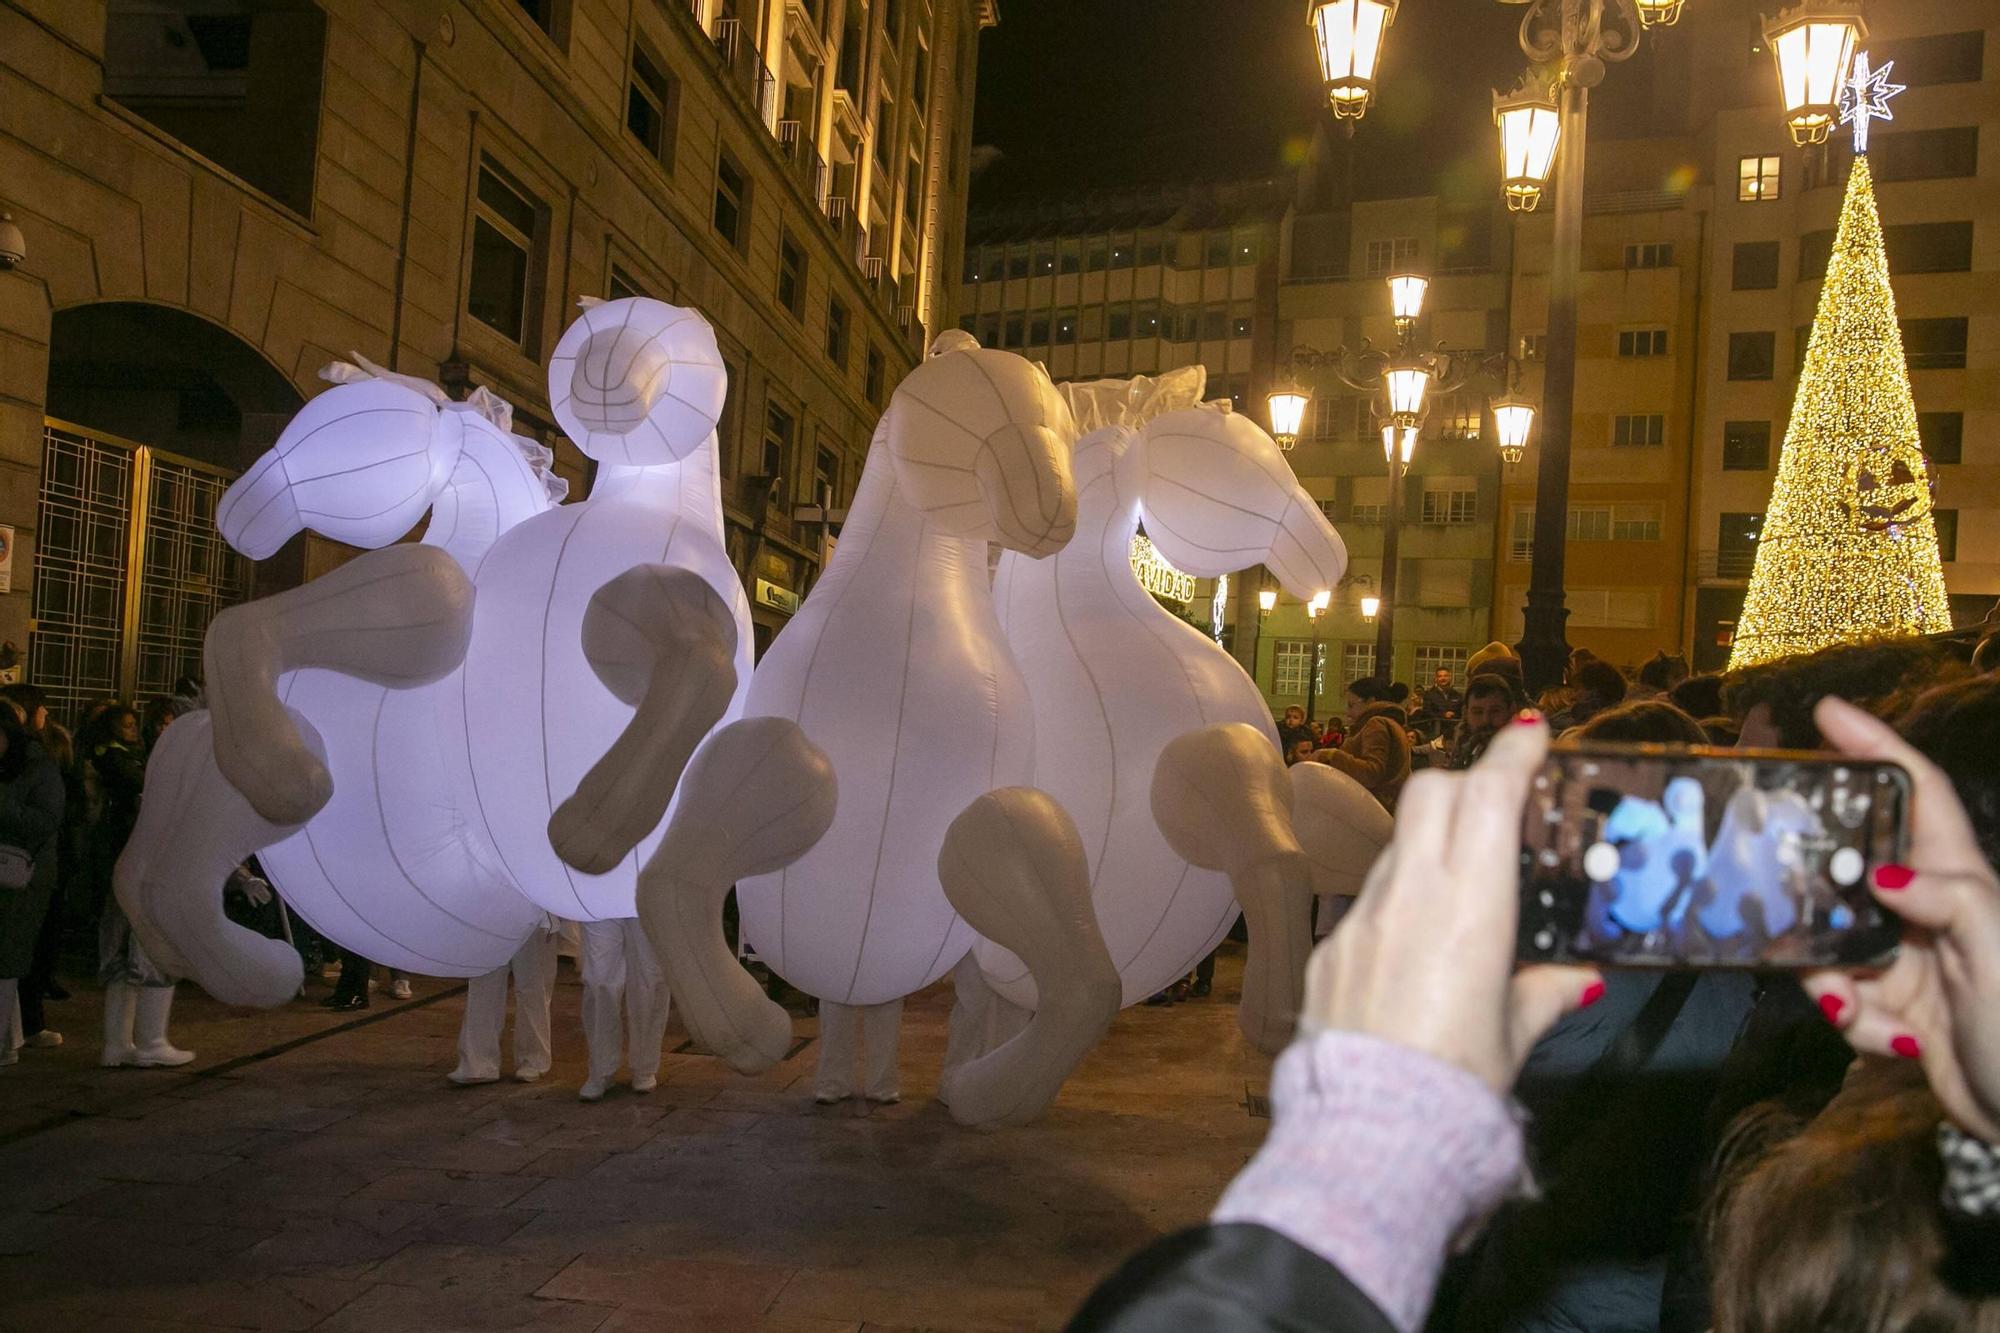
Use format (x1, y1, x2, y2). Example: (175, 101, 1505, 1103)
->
(0, 709, 65, 1065)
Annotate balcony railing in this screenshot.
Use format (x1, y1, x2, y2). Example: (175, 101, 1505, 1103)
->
(754, 66, 778, 125)
(776, 119, 802, 158)
(712, 17, 739, 62)
(861, 256, 886, 283)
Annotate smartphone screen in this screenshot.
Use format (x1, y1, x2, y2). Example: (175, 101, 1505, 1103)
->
(1518, 745, 1906, 969)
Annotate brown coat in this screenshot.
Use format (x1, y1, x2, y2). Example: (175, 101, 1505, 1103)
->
(1313, 703, 1411, 811)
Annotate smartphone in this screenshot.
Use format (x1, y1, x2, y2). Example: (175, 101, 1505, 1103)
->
(1518, 745, 1907, 969)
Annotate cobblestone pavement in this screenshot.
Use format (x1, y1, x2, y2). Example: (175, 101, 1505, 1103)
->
(0, 948, 1270, 1331)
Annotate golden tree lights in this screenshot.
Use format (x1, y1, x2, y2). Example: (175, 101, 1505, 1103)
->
(1728, 154, 1952, 670)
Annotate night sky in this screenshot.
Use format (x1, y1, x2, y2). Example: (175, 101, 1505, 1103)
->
(968, 1, 1647, 210)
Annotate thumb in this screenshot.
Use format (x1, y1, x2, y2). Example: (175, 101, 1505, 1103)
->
(1871, 868, 1985, 936)
(1507, 965, 1603, 1072)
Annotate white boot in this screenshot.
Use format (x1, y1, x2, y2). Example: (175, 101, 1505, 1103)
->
(101, 980, 138, 1067)
(129, 986, 195, 1068)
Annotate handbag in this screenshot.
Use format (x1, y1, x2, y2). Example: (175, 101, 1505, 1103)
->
(0, 845, 33, 890)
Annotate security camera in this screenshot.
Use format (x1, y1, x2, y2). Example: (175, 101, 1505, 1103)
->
(0, 214, 23, 271)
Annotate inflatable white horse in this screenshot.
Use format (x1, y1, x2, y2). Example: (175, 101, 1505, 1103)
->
(979, 372, 1351, 1019)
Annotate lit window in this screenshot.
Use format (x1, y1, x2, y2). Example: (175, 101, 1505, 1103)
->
(1341, 643, 1377, 688)
(1738, 155, 1781, 202)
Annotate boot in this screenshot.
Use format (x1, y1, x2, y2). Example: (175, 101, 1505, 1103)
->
(100, 980, 138, 1067)
(129, 986, 195, 1068)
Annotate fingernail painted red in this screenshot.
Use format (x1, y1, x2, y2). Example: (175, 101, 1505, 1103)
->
(1817, 993, 1845, 1024)
(1891, 1034, 1922, 1060)
(1580, 980, 1606, 1008)
(1874, 864, 1915, 890)
(1515, 709, 1543, 726)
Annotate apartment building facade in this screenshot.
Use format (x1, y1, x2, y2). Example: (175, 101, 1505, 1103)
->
(0, 0, 990, 722)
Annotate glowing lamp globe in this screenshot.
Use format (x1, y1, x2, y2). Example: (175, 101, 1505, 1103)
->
(1387, 273, 1428, 327)
(1380, 423, 1416, 465)
(1267, 385, 1310, 451)
(1360, 594, 1381, 621)
(1765, 2, 1865, 146)
(1257, 587, 1278, 613)
(1383, 359, 1430, 427)
(1492, 395, 1535, 464)
(1310, 589, 1332, 615)
(1310, 0, 1398, 121)
(1494, 86, 1561, 212)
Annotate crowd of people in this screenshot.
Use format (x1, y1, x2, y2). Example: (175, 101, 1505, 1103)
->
(1077, 628, 2000, 1331)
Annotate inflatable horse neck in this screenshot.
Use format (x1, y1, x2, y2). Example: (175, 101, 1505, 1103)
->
(812, 417, 992, 607)
(1074, 428, 1150, 589)
(589, 436, 724, 536)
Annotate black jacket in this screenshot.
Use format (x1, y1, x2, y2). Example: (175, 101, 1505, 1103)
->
(1070, 1224, 1396, 1332)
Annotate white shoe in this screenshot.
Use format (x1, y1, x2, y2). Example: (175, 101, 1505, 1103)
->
(390, 980, 412, 1000)
(515, 1067, 545, 1084)
(813, 1089, 850, 1105)
(25, 1030, 62, 1049)
(630, 1074, 657, 1094)
(447, 1068, 498, 1086)
(866, 1091, 902, 1106)
(578, 1075, 612, 1102)
(129, 987, 194, 1068)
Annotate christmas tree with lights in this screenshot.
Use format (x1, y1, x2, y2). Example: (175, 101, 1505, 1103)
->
(1728, 72, 1952, 670)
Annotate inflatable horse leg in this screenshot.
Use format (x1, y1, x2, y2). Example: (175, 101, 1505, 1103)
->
(942, 950, 1032, 1083)
(936, 788, 1121, 1128)
(115, 710, 325, 1008)
(205, 543, 474, 825)
(1289, 761, 1395, 938)
(550, 566, 739, 874)
(1152, 724, 1315, 1056)
(633, 717, 835, 1074)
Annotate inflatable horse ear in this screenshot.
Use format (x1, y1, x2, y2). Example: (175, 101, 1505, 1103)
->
(549, 297, 727, 465)
(885, 334, 1078, 557)
(1124, 406, 1347, 601)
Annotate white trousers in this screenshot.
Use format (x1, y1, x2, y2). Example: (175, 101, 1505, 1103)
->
(815, 997, 902, 1101)
(453, 930, 559, 1081)
(579, 918, 670, 1085)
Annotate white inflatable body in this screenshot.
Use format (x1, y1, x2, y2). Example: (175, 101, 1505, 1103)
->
(735, 339, 1077, 1008)
(983, 377, 1348, 1007)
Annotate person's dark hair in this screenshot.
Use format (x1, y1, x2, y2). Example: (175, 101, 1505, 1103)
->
(0, 682, 47, 715)
(1707, 1061, 2000, 1331)
(1973, 632, 2000, 676)
(1698, 715, 1741, 747)
(1637, 651, 1689, 691)
(1386, 681, 1411, 706)
(1571, 699, 1708, 745)
(1670, 672, 1726, 720)
(39, 720, 74, 772)
(1470, 655, 1527, 695)
(1347, 675, 1397, 704)
(1897, 673, 2000, 870)
(142, 694, 193, 743)
(1722, 638, 1952, 749)
(0, 707, 31, 784)
(171, 674, 202, 699)
(1574, 659, 1628, 706)
(1464, 673, 1526, 712)
(84, 705, 139, 754)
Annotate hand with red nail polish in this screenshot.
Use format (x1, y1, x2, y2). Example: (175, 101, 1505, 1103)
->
(1299, 710, 1599, 1093)
(1798, 697, 2000, 1141)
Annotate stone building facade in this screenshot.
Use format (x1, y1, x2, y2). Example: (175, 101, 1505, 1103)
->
(0, 0, 991, 722)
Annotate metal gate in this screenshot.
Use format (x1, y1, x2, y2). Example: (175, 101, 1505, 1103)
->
(31, 420, 253, 727)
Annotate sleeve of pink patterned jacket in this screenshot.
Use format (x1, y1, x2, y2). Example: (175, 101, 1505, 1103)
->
(1211, 1029, 1525, 1333)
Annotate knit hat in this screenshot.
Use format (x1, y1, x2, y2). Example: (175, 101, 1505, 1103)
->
(1466, 640, 1518, 677)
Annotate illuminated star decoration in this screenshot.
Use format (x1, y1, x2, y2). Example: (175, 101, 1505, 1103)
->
(1840, 51, 1904, 154)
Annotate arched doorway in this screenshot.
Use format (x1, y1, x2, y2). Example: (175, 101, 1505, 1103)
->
(33, 303, 305, 725)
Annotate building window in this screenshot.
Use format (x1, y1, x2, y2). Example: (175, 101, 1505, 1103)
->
(1059, 239, 1081, 274)
(777, 232, 806, 319)
(1201, 307, 1227, 341)
(1613, 504, 1662, 541)
(1728, 331, 1775, 380)
(1363, 237, 1418, 276)
(1341, 643, 1378, 688)
(514, 0, 567, 42)
(1138, 234, 1164, 266)
(1624, 242, 1674, 269)
(1436, 392, 1482, 440)
(1933, 509, 1959, 562)
(1135, 305, 1161, 338)
(865, 345, 886, 404)
(1085, 238, 1109, 272)
(873, 100, 893, 168)
(1107, 304, 1132, 339)
(627, 46, 677, 169)
(1568, 505, 1613, 541)
(1231, 314, 1253, 338)
(1722, 420, 1771, 470)
(1903, 317, 1968, 370)
(1918, 412, 1963, 465)
(1872, 126, 1979, 182)
(1054, 312, 1078, 344)
(911, 38, 931, 111)
(1612, 413, 1665, 447)
(468, 159, 545, 351)
(1273, 640, 1321, 696)
(607, 265, 643, 302)
(1732, 240, 1779, 290)
(1235, 232, 1261, 264)
(1029, 316, 1050, 346)
(1872, 30, 1983, 86)
(1414, 645, 1470, 687)
(713, 148, 750, 252)
(904, 157, 923, 227)
(826, 297, 849, 366)
(1005, 245, 1029, 279)
(1509, 508, 1534, 561)
(760, 401, 796, 490)
(1716, 512, 1764, 578)
(1519, 333, 1547, 361)
(1110, 237, 1135, 269)
(1887, 221, 1975, 275)
(1002, 317, 1023, 348)
(1618, 328, 1669, 357)
(1420, 488, 1477, 525)
(1739, 155, 1781, 201)
(1205, 233, 1232, 268)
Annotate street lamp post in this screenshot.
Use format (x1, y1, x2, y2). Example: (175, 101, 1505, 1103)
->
(1305, 589, 1332, 721)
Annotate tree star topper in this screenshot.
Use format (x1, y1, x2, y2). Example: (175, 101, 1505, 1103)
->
(1841, 51, 1904, 153)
